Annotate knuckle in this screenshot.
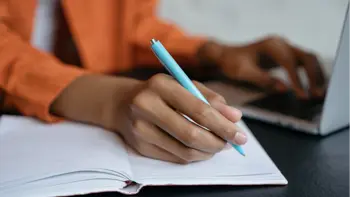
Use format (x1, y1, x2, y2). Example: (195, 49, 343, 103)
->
(182, 127, 200, 147)
(132, 91, 148, 108)
(134, 142, 146, 155)
(192, 80, 203, 87)
(131, 119, 142, 128)
(264, 36, 293, 62)
(193, 103, 213, 120)
(208, 94, 226, 104)
(265, 35, 288, 46)
(130, 90, 164, 119)
(131, 119, 144, 134)
(182, 148, 200, 161)
(223, 126, 236, 141)
(148, 73, 169, 89)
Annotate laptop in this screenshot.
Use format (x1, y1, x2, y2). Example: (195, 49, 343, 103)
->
(206, 6, 349, 135)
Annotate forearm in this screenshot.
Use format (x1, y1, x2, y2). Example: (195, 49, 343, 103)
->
(50, 75, 141, 127)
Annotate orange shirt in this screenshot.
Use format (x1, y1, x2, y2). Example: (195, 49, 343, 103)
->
(0, 0, 206, 122)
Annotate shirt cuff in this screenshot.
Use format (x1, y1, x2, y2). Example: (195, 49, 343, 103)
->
(7, 60, 87, 123)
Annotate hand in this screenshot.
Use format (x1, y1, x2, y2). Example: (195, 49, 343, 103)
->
(52, 74, 246, 164)
(198, 36, 326, 99)
(106, 74, 247, 164)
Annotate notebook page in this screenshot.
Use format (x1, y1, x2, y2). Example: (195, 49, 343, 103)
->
(128, 121, 286, 184)
(1, 179, 127, 197)
(0, 116, 132, 189)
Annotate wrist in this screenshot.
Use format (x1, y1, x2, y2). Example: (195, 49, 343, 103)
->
(50, 74, 141, 128)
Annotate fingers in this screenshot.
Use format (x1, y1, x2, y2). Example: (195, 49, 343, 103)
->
(291, 46, 326, 97)
(121, 125, 182, 163)
(131, 138, 188, 164)
(283, 63, 307, 99)
(192, 81, 227, 104)
(131, 84, 227, 153)
(147, 74, 247, 146)
(132, 119, 214, 163)
(253, 36, 326, 98)
(254, 36, 307, 98)
(222, 53, 288, 92)
(193, 81, 242, 123)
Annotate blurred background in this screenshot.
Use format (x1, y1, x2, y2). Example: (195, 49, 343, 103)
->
(157, 0, 348, 79)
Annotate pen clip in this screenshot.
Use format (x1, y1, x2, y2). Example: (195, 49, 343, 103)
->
(150, 40, 174, 76)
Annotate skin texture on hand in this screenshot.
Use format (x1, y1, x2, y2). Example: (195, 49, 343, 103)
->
(50, 74, 141, 126)
(51, 73, 246, 164)
(198, 36, 326, 99)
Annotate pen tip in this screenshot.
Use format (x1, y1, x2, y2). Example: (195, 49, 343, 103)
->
(231, 143, 245, 156)
(238, 149, 245, 156)
(150, 39, 157, 45)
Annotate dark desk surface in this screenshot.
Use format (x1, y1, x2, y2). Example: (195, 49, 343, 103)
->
(85, 119, 349, 197)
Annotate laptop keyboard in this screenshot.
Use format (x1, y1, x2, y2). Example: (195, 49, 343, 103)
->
(245, 91, 325, 121)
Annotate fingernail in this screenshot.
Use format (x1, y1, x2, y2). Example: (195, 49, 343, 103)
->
(233, 132, 247, 145)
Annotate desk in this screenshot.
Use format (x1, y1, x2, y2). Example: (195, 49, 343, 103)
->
(82, 119, 348, 197)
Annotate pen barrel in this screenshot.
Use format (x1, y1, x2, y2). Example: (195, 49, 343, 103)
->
(150, 39, 245, 156)
(151, 41, 209, 105)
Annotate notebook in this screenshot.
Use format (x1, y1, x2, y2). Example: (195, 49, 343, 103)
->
(0, 115, 287, 196)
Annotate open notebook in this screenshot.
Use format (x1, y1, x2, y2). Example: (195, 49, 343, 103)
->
(0, 115, 287, 196)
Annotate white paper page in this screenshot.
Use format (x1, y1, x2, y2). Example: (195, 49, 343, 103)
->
(128, 121, 286, 184)
(1, 179, 127, 197)
(0, 116, 132, 190)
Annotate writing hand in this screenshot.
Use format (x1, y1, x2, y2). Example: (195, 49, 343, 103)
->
(111, 74, 247, 163)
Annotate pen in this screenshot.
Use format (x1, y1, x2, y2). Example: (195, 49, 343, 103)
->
(150, 38, 245, 156)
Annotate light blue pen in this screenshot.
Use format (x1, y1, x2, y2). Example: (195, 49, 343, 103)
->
(150, 38, 245, 156)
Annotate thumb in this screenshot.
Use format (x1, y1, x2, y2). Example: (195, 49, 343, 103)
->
(193, 81, 242, 123)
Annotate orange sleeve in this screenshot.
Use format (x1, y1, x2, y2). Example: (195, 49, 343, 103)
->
(132, 0, 208, 67)
(0, 22, 87, 122)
